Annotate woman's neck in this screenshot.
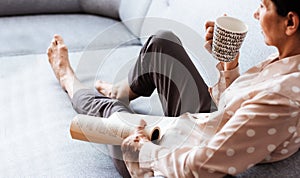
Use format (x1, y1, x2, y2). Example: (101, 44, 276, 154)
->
(278, 35, 300, 59)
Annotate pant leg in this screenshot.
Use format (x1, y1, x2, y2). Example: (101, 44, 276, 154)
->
(71, 89, 132, 178)
(128, 30, 214, 117)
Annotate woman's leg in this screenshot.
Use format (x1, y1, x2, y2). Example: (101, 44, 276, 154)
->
(47, 35, 131, 178)
(128, 30, 214, 116)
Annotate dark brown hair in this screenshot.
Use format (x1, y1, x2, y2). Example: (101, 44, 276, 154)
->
(270, 0, 300, 17)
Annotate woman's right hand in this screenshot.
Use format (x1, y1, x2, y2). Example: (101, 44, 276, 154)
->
(204, 20, 239, 71)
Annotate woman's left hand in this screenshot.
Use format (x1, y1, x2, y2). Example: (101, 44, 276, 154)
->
(121, 120, 153, 177)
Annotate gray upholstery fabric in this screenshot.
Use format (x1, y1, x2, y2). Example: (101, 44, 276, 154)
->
(0, 14, 139, 57)
(119, 0, 152, 37)
(236, 150, 300, 178)
(80, 0, 121, 19)
(0, 46, 143, 177)
(0, 0, 121, 20)
(0, 0, 81, 16)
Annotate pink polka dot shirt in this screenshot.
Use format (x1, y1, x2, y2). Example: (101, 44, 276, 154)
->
(139, 54, 300, 177)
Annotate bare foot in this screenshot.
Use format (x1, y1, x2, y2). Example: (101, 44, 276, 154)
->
(47, 34, 75, 96)
(94, 80, 116, 98)
(95, 79, 139, 103)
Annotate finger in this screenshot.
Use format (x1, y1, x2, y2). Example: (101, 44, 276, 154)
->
(121, 136, 133, 153)
(51, 39, 57, 46)
(205, 32, 213, 41)
(204, 41, 213, 54)
(205, 21, 215, 30)
(135, 119, 146, 134)
(205, 27, 214, 41)
(47, 47, 52, 56)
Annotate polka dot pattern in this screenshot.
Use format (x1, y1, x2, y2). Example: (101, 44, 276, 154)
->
(292, 86, 300, 93)
(246, 129, 255, 137)
(283, 141, 290, 147)
(280, 149, 289, 155)
(267, 128, 277, 135)
(273, 85, 281, 92)
(175, 55, 300, 177)
(288, 126, 296, 134)
(246, 147, 255, 154)
(228, 167, 237, 174)
(267, 144, 276, 152)
(226, 148, 235, 157)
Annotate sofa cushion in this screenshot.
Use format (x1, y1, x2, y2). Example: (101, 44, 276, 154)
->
(0, 14, 140, 57)
(0, 0, 81, 16)
(119, 0, 152, 37)
(80, 0, 121, 20)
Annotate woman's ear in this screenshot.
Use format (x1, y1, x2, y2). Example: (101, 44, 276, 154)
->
(285, 11, 299, 36)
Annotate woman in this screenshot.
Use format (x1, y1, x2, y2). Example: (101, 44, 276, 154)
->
(47, 0, 300, 177)
(121, 0, 300, 177)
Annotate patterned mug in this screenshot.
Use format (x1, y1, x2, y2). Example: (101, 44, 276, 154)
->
(212, 16, 248, 62)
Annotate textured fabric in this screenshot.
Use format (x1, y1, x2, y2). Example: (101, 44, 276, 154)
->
(72, 89, 133, 118)
(0, 14, 139, 57)
(0, 0, 81, 16)
(139, 54, 300, 177)
(236, 149, 300, 177)
(119, 0, 152, 36)
(0, 0, 121, 19)
(80, 0, 121, 19)
(0, 53, 122, 177)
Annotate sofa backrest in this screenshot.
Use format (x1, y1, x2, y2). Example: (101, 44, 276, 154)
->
(0, 0, 82, 17)
(0, 0, 121, 20)
(118, 0, 152, 36)
(80, 0, 121, 19)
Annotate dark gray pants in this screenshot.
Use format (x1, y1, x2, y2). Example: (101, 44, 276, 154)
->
(71, 31, 214, 177)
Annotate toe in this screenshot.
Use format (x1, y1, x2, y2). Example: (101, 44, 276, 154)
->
(54, 34, 65, 45)
(51, 38, 57, 46)
(47, 47, 52, 56)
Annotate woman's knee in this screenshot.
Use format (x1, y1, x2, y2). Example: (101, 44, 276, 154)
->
(151, 30, 182, 46)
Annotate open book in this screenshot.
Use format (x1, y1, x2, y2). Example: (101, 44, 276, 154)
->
(70, 112, 177, 145)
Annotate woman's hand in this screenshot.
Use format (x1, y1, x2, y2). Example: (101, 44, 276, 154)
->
(204, 20, 239, 71)
(121, 120, 153, 178)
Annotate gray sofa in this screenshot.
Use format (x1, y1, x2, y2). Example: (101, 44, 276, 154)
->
(0, 0, 299, 177)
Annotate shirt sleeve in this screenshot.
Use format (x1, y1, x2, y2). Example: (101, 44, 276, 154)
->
(139, 92, 299, 177)
(209, 63, 240, 105)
